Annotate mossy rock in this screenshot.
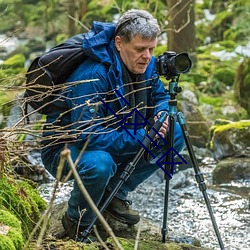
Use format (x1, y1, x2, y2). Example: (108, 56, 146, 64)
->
(0, 174, 47, 239)
(0, 209, 24, 250)
(209, 120, 250, 160)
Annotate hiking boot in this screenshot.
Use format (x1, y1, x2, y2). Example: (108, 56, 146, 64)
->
(61, 213, 97, 243)
(105, 196, 140, 225)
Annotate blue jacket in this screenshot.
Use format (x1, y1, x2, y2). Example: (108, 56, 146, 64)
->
(44, 21, 170, 156)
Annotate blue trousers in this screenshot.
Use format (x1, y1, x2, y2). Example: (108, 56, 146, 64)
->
(41, 123, 185, 226)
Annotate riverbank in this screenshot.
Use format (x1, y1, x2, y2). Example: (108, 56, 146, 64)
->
(38, 156, 250, 250)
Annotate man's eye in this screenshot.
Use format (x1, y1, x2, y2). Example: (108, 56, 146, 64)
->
(136, 48, 144, 52)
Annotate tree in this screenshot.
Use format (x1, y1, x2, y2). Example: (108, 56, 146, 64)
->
(166, 0, 196, 62)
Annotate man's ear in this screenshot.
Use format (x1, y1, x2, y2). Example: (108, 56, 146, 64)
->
(115, 36, 122, 51)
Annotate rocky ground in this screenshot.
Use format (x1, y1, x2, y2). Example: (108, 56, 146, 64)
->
(33, 201, 211, 250)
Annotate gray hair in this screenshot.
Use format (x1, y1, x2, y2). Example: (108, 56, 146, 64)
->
(115, 9, 160, 43)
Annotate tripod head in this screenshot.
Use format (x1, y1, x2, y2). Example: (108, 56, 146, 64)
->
(168, 76, 182, 100)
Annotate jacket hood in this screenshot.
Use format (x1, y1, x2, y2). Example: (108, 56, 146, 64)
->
(82, 21, 116, 65)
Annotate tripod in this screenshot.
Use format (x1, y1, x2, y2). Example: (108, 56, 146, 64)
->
(161, 77, 225, 249)
(82, 77, 225, 250)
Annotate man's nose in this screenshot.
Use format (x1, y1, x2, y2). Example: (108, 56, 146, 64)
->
(142, 49, 151, 59)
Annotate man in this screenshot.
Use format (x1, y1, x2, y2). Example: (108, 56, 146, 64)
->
(41, 9, 185, 241)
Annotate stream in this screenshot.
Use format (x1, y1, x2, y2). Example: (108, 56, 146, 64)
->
(38, 156, 250, 250)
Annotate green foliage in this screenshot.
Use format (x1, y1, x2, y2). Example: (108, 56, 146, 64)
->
(196, 0, 250, 47)
(0, 54, 26, 85)
(1, 54, 25, 69)
(0, 175, 47, 239)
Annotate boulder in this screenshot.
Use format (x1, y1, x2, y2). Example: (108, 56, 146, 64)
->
(213, 157, 250, 184)
(209, 119, 250, 160)
(42, 201, 211, 250)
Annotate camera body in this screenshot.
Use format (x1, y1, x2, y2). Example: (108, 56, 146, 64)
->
(156, 51, 192, 79)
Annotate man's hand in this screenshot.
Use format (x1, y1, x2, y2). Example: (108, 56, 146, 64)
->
(154, 112, 169, 140)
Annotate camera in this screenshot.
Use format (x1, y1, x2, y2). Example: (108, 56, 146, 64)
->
(156, 51, 192, 79)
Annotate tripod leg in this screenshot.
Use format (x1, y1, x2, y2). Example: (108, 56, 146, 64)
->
(162, 178, 170, 243)
(162, 114, 175, 243)
(177, 112, 225, 250)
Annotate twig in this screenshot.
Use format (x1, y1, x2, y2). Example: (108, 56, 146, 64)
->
(134, 218, 142, 250)
(61, 148, 124, 250)
(68, 14, 89, 31)
(22, 154, 65, 249)
(93, 225, 109, 250)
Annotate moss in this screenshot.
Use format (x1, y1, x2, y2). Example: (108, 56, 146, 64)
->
(0, 174, 47, 239)
(209, 120, 250, 151)
(0, 209, 21, 229)
(199, 95, 224, 107)
(0, 209, 24, 249)
(7, 228, 24, 249)
(212, 120, 250, 133)
(213, 67, 235, 86)
(1, 54, 25, 69)
(106, 237, 208, 250)
(0, 235, 16, 250)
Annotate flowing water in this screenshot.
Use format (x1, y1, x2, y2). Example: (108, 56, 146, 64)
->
(38, 156, 250, 250)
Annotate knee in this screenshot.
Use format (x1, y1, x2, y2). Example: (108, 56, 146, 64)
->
(77, 150, 117, 181)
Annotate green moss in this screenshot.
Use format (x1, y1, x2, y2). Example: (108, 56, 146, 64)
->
(209, 120, 250, 150)
(7, 228, 24, 249)
(213, 120, 250, 133)
(0, 175, 47, 239)
(1, 54, 25, 69)
(213, 67, 235, 86)
(0, 235, 16, 250)
(0, 209, 21, 229)
(199, 95, 224, 107)
(106, 237, 207, 250)
(0, 209, 24, 249)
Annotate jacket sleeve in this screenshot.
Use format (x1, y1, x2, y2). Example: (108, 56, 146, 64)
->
(65, 61, 146, 156)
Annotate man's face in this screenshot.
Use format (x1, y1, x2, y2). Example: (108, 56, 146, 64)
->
(115, 35, 157, 74)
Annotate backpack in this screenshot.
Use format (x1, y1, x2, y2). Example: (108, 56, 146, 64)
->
(24, 34, 87, 115)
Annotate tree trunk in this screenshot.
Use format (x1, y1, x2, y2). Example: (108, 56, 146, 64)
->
(167, 0, 196, 62)
(78, 0, 88, 20)
(67, 0, 76, 36)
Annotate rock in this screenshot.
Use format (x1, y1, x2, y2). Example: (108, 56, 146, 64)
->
(213, 157, 250, 184)
(44, 201, 212, 250)
(170, 168, 193, 189)
(209, 120, 250, 160)
(179, 100, 211, 148)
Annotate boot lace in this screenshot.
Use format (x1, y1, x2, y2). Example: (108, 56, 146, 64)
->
(123, 200, 132, 209)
